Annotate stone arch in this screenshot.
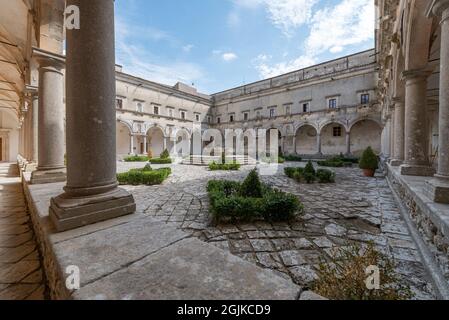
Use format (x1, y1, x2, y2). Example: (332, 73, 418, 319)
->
(349, 119, 382, 156)
(175, 128, 191, 157)
(320, 122, 347, 156)
(295, 124, 318, 155)
(116, 120, 131, 157)
(147, 125, 165, 157)
(265, 127, 282, 156)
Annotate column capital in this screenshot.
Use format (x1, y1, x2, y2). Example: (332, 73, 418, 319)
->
(32, 47, 65, 71)
(401, 68, 433, 82)
(426, 0, 449, 20)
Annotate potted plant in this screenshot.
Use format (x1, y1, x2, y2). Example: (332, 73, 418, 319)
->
(359, 147, 378, 177)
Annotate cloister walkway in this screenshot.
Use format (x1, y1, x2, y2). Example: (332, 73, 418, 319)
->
(0, 163, 47, 300)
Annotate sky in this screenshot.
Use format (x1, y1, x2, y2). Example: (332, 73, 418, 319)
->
(115, 0, 375, 94)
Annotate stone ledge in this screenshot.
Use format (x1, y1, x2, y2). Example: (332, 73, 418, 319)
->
(20, 171, 301, 300)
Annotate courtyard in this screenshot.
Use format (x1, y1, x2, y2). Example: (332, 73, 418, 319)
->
(118, 161, 436, 300)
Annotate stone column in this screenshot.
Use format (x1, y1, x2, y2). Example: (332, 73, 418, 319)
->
(390, 98, 405, 166)
(143, 136, 148, 154)
(425, 0, 449, 203)
(163, 137, 167, 151)
(129, 134, 135, 155)
(49, 0, 135, 232)
(345, 131, 351, 156)
(293, 136, 297, 154)
(316, 133, 322, 155)
(31, 94, 38, 163)
(389, 110, 395, 160)
(31, 51, 66, 184)
(399, 69, 435, 176)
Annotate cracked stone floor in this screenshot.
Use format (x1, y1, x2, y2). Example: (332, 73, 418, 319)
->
(0, 163, 47, 300)
(119, 161, 437, 300)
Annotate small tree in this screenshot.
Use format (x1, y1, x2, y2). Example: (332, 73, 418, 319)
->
(359, 147, 378, 170)
(160, 149, 170, 159)
(303, 161, 316, 184)
(240, 169, 263, 198)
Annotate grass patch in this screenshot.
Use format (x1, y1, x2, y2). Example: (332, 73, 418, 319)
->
(284, 161, 335, 183)
(317, 155, 358, 168)
(149, 158, 173, 164)
(207, 169, 303, 223)
(284, 155, 303, 162)
(123, 155, 149, 162)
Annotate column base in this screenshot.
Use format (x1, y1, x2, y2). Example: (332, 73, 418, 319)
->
(31, 168, 67, 184)
(400, 164, 435, 177)
(49, 187, 136, 232)
(389, 159, 403, 167)
(24, 162, 37, 173)
(424, 178, 449, 204)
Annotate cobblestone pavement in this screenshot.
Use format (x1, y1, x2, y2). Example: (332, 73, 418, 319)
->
(122, 161, 436, 299)
(0, 163, 47, 300)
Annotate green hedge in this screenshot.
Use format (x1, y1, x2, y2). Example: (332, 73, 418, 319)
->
(284, 155, 303, 162)
(207, 170, 303, 223)
(149, 158, 173, 164)
(284, 163, 335, 184)
(117, 167, 171, 185)
(123, 155, 149, 162)
(209, 161, 241, 171)
(317, 155, 358, 168)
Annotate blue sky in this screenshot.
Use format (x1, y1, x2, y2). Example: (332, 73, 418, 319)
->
(115, 0, 375, 94)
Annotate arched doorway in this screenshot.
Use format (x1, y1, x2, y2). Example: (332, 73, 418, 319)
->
(295, 125, 318, 155)
(266, 128, 281, 156)
(147, 126, 165, 158)
(321, 122, 346, 156)
(0, 109, 19, 162)
(350, 119, 382, 156)
(116, 121, 131, 158)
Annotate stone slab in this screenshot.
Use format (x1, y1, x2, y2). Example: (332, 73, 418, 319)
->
(74, 237, 300, 300)
(53, 218, 189, 286)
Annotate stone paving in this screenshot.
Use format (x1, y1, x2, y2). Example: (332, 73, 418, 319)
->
(0, 163, 47, 300)
(119, 161, 437, 300)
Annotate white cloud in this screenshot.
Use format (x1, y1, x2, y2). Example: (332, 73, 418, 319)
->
(222, 52, 238, 62)
(252, 0, 374, 78)
(182, 44, 194, 53)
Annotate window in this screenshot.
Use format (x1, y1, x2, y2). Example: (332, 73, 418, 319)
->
(136, 102, 143, 113)
(195, 114, 200, 122)
(217, 117, 221, 124)
(116, 99, 123, 109)
(207, 116, 211, 124)
(180, 111, 186, 120)
(333, 126, 342, 137)
(285, 105, 291, 115)
(256, 111, 261, 119)
(168, 108, 174, 118)
(243, 112, 249, 121)
(153, 106, 159, 115)
(230, 115, 234, 123)
(328, 98, 337, 109)
(361, 93, 370, 104)
(302, 103, 309, 113)
(269, 109, 276, 118)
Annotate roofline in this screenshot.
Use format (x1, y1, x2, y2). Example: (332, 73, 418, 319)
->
(210, 48, 377, 96)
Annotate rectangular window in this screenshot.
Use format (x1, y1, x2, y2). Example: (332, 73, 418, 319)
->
(269, 109, 276, 118)
(136, 102, 143, 113)
(302, 103, 309, 113)
(168, 108, 174, 118)
(333, 126, 342, 137)
(285, 106, 291, 115)
(153, 106, 159, 115)
(217, 117, 221, 124)
(207, 116, 211, 124)
(328, 98, 337, 109)
(361, 93, 370, 104)
(116, 99, 123, 109)
(195, 114, 200, 122)
(256, 111, 261, 119)
(180, 111, 186, 120)
(230, 115, 234, 123)
(243, 112, 249, 121)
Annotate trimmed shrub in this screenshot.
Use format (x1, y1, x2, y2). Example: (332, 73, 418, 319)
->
(117, 167, 171, 185)
(316, 169, 336, 183)
(303, 161, 316, 184)
(160, 149, 170, 159)
(313, 242, 413, 300)
(207, 171, 303, 223)
(284, 155, 303, 162)
(317, 160, 346, 168)
(123, 155, 149, 162)
(149, 157, 173, 164)
(143, 163, 153, 171)
(284, 167, 298, 178)
(209, 161, 241, 171)
(359, 147, 379, 170)
(240, 169, 263, 198)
